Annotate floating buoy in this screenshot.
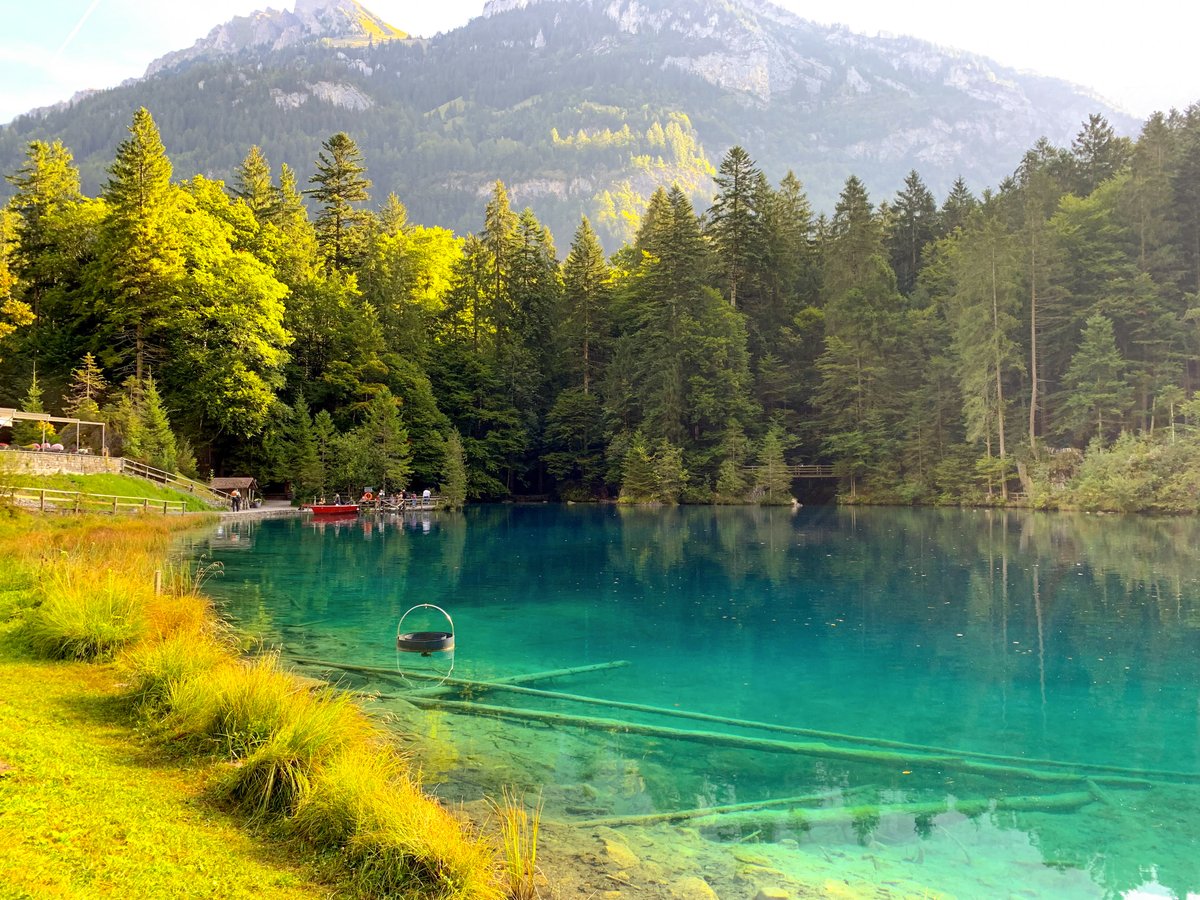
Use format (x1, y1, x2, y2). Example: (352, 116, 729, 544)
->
(396, 604, 455, 680)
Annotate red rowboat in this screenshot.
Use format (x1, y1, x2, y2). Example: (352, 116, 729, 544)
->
(307, 504, 360, 516)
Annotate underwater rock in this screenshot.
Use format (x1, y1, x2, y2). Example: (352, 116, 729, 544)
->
(669, 875, 719, 899)
(602, 836, 642, 870)
(754, 888, 789, 900)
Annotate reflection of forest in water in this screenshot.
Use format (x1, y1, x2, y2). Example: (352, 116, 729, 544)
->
(192, 507, 1200, 899)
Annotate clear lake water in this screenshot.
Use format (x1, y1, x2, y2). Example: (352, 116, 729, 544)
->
(188, 504, 1200, 899)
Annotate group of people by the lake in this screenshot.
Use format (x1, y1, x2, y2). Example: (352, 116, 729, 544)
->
(357, 487, 433, 510)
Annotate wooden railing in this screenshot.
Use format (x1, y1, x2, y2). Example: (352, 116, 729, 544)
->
(119, 459, 228, 508)
(744, 464, 837, 478)
(1, 485, 188, 515)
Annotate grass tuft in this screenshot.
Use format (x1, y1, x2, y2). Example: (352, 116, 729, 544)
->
(23, 567, 146, 660)
(491, 787, 543, 900)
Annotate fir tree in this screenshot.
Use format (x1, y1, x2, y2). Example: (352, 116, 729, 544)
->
(141, 376, 178, 472)
(653, 440, 688, 504)
(12, 372, 58, 446)
(1060, 314, 1133, 442)
(755, 426, 792, 505)
(308, 132, 371, 270)
(440, 428, 468, 509)
(233, 145, 278, 222)
(618, 431, 657, 502)
(289, 395, 324, 501)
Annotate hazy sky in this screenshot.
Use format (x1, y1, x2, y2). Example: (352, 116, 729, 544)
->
(3, 0, 1197, 125)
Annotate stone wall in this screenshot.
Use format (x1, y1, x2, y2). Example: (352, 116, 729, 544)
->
(0, 449, 120, 476)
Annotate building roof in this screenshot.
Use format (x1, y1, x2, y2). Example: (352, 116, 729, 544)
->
(211, 476, 258, 491)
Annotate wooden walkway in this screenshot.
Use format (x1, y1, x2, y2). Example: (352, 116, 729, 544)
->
(744, 464, 836, 478)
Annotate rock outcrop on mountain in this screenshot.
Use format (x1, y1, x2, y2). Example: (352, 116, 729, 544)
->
(0, 0, 1137, 246)
(145, 0, 408, 77)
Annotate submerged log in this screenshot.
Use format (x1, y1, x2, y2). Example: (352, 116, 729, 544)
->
(563, 786, 873, 829)
(686, 790, 1096, 831)
(407, 697, 1153, 790)
(413, 679, 1189, 784)
(287, 655, 631, 690)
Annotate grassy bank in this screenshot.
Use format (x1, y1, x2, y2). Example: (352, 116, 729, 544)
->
(0, 510, 507, 899)
(0, 472, 215, 512)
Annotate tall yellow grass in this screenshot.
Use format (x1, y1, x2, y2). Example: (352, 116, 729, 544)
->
(2, 511, 505, 899)
(491, 788, 543, 900)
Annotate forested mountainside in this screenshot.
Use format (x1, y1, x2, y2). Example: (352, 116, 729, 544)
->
(0, 0, 1136, 247)
(2, 99, 1199, 511)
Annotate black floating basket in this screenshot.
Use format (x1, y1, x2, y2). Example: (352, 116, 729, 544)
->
(396, 604, 455, 656)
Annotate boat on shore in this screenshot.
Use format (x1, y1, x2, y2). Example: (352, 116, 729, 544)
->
(306, 504, 360, 516)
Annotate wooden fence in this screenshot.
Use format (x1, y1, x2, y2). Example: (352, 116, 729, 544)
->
(0, 485, 188, 515)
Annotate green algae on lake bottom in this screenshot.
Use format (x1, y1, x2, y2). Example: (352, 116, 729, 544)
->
(190, 505, 1200, 898)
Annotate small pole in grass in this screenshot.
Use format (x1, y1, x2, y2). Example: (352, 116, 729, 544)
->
(154, 569, 163, 595)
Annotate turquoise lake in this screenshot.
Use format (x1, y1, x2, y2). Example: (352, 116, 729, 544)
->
(191, 505, 1200, 898)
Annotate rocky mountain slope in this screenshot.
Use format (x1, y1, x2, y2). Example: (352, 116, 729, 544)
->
(0, 0, 1137, 246)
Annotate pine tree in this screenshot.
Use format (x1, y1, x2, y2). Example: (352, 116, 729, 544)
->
(619, 431, 657, 502)
(312, 409, 339, 497)
(440, 428, 468, 508)
(141, 376, 178, 472)
(755, 426, 792, 505)
(233, 145, 278, 222)
(707, 145, 764, 308)
(1072, 114, 1133, 197)
(887, 170, 939, 296)
(289, 395, 324, 501)
(653, 440, 688, 503)
(96, 108, 185, 382)
(352, 388, 412, 492)
(1060, 314, 1132, 442)
(12, 372, 58, 446)
(64, 352, 107, 418)
(308, 132, 371, 270)
(561, 216, 611, 394)
(939, 177, 977, 237)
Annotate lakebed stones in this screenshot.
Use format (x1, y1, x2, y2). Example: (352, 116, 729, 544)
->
(669, 875, 720, 899)
(754, 888, 789, 900)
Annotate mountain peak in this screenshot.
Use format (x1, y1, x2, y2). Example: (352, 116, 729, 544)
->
(145, 0, 408, 77)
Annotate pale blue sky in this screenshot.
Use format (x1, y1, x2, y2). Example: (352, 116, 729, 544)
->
(2, 0, 1197, 125)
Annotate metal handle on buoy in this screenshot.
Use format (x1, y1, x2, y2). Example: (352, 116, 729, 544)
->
(396, 603, 455, 653)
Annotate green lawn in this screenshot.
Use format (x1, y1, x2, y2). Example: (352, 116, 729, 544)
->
(1, 473, 215, 512)
(0, 593, 332, 900)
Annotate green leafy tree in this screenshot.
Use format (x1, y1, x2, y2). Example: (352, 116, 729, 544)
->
(0, 209, 34, 358)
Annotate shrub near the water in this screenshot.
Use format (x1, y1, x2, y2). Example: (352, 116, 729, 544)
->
(293, 748, 501, 900)
(24, 567, 146, 660)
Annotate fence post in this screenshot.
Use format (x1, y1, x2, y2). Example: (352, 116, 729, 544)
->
(144, 498, 149, 513)
(154, 569, 163, 595)
(40, 489, 45, 512)
(163, 501, 169, 515)
(112, 496, 118, 514)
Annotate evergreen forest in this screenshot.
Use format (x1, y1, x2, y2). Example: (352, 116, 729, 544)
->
(3, 104, 1200, 512)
